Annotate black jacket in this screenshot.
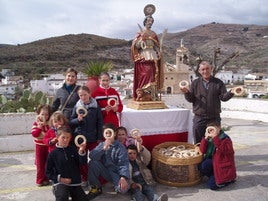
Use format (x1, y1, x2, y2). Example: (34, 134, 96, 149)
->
(184, 76, 234, 118)
(46, 145, 86, 185)
(70, 99, 103, 143)
(51, 84, 80, 120)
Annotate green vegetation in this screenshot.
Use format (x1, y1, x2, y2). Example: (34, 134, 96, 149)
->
(83, 60, 113, 77)
(261, 94, 268, 99)
(0, 89, 53, 113)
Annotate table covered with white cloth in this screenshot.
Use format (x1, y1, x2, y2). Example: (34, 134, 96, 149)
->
(120, 106, 194, 151)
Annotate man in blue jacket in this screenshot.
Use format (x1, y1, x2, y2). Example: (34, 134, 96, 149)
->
(87, 124, 130, 200)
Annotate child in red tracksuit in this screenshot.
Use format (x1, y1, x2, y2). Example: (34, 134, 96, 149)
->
(43, 111, 69, 153)
(31, 104, 52, 186)
(92, 72, 123, 128)
(199, 121, 236, 190)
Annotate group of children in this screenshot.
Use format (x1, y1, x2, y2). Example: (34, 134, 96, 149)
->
(31, 71, 236, 201)
(31, 72, 168, 201)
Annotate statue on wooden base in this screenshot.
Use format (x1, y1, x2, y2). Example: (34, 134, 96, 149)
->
(128, 4, 167, 110)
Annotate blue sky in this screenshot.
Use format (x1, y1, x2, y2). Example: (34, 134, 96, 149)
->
(0, 0, 267, 45)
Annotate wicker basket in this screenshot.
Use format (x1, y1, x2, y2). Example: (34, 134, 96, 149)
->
(152, 142, 203, 187)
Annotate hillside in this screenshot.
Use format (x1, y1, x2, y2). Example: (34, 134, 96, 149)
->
(0, 23, 267, 79)
(163, 23, 268, 72)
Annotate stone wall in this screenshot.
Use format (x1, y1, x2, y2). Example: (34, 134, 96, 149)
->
(221, 98, 268, 122)
(162, 94, 268, 122)
(0, 113, 35, 152)
(0, 97, 267, 152)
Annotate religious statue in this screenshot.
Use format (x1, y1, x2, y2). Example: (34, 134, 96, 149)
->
(131, 4, 164, 102)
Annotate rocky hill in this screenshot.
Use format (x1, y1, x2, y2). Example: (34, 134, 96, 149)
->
(0, 22, 267, 79)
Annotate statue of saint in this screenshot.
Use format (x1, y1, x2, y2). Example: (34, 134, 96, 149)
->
(131, 4, 164, 101)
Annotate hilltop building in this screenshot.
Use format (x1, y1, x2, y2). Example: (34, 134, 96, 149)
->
(163, 41, 196, 94)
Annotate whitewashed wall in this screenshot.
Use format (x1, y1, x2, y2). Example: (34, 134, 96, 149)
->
(0, 113, 35, 152)
(163, 95, 268, 122)
(221, 98, 268, 122)
(0, 97, 267, 153)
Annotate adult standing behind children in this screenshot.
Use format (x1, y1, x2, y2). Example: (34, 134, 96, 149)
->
(92, 72, 123, 128)
(180, 61, 235, 143)
(31, 104, 52, 187)
(51, 68, 80, 120)
(70, 86, 103, 184)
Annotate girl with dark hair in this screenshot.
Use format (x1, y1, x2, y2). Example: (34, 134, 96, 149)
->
(92, 72, 123, 128)
(51, 68, 80, 120)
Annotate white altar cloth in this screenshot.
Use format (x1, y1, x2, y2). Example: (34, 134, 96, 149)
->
(121, 106, 194, 144)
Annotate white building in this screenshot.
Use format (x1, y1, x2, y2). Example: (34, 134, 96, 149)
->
(30, 73, 87, 96)
(215, 70, 245, 84)
(0, 84, 17, 99)
(0, 72, 24, 99)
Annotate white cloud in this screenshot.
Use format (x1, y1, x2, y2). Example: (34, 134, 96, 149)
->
(0, 0, 267, 44)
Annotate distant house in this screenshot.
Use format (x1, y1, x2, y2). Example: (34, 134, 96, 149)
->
(215, 70, 245, 84)
(0, 70, 24, 99)
(30, 73, 87, 96)
(244, 73, 267, 80)
(0, 84, 17, 99)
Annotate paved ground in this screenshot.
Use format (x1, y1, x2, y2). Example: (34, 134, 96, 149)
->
(0, 118, 268, 201)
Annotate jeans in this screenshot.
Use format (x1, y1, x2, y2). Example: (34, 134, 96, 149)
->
(88, 160, 129, 193)
(198, 158, 218, 190)
(131, 183, 156, 201)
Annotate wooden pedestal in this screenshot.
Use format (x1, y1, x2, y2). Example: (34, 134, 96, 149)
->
(126, 100, 168, 110)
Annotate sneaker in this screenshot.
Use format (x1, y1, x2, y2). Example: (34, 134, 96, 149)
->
(87, 185, 102, 200)
(81, 181, 89, 191)
(157, 193, 168, 201)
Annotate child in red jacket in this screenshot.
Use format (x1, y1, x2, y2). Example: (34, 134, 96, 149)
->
(199, 121, 236, 190)
(92, 72, 123, 128)
(31, 104, 52, 186)
(43, 111, 69, 152)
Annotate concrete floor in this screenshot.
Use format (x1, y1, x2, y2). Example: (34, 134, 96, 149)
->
(0, 118, 268, 201)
